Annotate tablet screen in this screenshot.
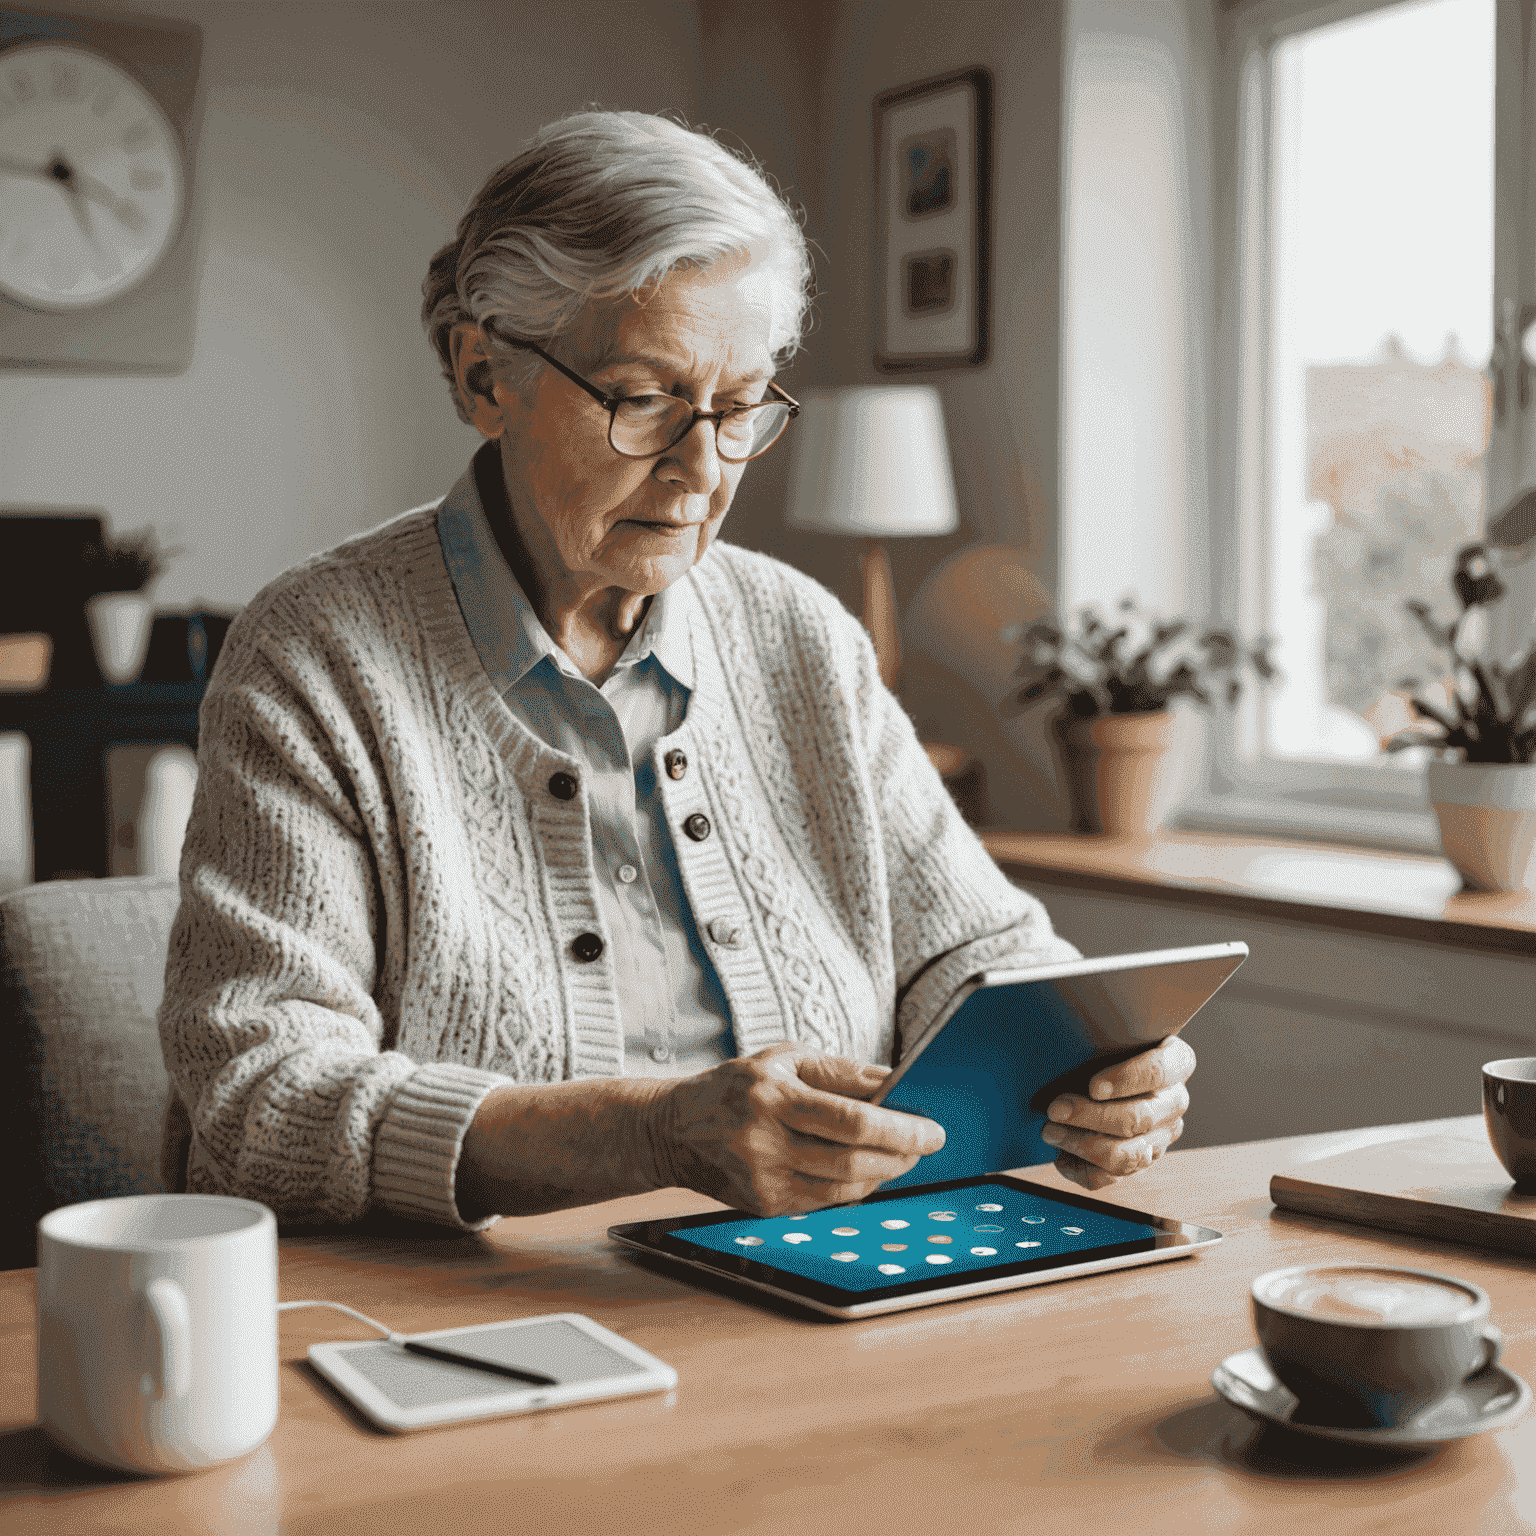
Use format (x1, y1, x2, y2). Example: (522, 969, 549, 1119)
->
(874, 946, 1245, 1188)
(661, 1180, 1159, 1296)
(332, 1319, 647, 1411)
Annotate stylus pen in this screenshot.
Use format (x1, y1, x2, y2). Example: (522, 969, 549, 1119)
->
(400, 1339, 558, 1386)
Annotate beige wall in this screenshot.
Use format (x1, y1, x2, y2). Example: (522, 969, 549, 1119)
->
(701, 1, 1074, 827)
(5, 0, 1220, 834)
(0, 0, 706, 611)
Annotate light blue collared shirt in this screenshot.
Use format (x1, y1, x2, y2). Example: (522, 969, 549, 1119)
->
(436, 455, 734, 1078)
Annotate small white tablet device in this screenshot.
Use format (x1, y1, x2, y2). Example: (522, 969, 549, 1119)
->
(308, 1314, 677, 1433)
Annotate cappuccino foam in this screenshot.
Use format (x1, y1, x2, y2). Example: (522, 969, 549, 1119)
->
(1262, 1269, 1472, 1325)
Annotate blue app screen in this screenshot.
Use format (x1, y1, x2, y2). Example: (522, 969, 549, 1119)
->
(672, 1182, 1158, 1294)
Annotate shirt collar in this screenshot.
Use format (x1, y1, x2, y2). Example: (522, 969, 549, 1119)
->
(615, 578, 696, 691)
(436, 444, 696, 697)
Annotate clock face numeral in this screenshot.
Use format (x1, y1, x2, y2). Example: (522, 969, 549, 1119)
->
(50, 60, 85, 101)
(0, 42, 184, 311)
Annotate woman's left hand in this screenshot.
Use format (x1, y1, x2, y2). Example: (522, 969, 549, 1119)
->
(1038, 1036, 1195, 1191)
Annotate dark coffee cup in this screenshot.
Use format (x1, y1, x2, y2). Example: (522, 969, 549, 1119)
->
(1483, 1058, 1536, 1187)
(1252, 1264, 1502, 1428)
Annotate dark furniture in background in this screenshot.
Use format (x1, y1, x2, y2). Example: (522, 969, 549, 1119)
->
(0, 511, 106, 687)
(1, 513, 230, 878)
(0, 682, 206, 880)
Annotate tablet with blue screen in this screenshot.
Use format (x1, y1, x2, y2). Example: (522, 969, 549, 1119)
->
(609, 1173, 1221, 1318)
(871, 941, 1247, 1187)
(609, 943, 1241, 1318)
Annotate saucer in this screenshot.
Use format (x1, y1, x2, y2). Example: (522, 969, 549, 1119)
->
(1211, 1347, 1532, 1448)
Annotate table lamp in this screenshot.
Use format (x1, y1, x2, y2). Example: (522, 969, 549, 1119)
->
(783, 386, 961, 689)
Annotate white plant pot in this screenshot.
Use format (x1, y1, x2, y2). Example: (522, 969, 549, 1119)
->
(85, 592, 154, 685)
(1426, 760, 1536, 893)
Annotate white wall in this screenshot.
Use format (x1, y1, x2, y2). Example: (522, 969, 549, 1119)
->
(1061, 0, 1216, 621)
(0, 0, 705, 611)
(729, 0, 1074, 830)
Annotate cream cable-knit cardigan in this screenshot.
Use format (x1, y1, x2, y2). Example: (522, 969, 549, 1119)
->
(158, 497, 1076, 1230)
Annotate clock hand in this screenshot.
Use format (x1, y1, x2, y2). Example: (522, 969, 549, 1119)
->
(69, 168, 148, 234)
(0, 154, 54, 182)
(61, 180, 103, 251)
(34, 152, 110, 258)
(0, 154, 149, 236)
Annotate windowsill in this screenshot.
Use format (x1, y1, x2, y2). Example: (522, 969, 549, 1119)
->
(980, 828, 1536, 956)
(1174, 789, 1441, 857)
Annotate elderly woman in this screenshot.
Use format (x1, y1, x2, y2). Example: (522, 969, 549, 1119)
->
(159, 111, 1194, 1231)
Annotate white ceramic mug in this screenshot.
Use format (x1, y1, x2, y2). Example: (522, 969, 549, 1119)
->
(37, 1193, 278, 1474)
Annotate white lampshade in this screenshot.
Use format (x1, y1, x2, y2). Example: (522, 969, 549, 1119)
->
(783, 386, 961, 538)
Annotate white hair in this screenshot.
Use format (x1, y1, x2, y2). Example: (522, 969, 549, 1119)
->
(422, 111, 812, 422)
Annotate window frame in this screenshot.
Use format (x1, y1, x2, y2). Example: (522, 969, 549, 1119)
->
(1193, 0, 1531, 852)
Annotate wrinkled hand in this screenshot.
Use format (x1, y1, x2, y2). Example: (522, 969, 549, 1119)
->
(1040, 1036, 1195, 1191)
(655, 1043, 946, 1216)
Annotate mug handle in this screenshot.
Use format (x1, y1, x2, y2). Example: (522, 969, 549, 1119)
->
(1471, 1324, 1505, 1379)
(142, 1277, 192, 1399)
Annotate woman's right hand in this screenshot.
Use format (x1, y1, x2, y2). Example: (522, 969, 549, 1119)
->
(652, 1043, 946, 1215)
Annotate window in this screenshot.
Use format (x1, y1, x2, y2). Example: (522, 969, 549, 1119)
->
(1211, 0, 1533, 847)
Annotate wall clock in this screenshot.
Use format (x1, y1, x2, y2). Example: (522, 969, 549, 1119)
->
(0, 42, 185, 310)
(0, 8, 202, 372)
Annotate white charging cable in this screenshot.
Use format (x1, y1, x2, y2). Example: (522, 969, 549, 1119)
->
(277, 1299, 557, 1385)
(277, 1299, 405, 1344)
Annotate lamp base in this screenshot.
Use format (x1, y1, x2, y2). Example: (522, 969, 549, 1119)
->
(860, 540, 902, 691)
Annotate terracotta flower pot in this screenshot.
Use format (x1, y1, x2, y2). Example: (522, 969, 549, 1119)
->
(1426, 760, 1536, 893)
(1053, 709, 1188, 836)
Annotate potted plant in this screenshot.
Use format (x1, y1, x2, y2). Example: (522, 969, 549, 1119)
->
(1009, 599, 1278, 836)
(81, 528, 177, 685)
(1386, 539, 1536, 891)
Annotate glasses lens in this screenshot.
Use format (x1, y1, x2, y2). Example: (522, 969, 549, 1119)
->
(609, 398, 792, 460)
(716, 403, 790, 461)
(610, 396, 693, 457)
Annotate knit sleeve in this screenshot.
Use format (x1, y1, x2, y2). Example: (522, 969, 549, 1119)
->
(838, 614, 1081, 1059)
(157, 609, 508, 1230)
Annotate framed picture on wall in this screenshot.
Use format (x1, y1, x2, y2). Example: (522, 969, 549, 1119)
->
(873, 66, 991, 372)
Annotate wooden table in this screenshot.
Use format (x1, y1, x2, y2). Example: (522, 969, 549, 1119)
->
(4, 1117, 1534, 1535)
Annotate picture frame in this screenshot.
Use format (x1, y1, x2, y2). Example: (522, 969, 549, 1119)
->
(873, 66, 991, 372)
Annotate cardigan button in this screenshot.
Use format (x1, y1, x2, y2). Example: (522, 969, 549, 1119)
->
(571, 932, 604, 962)
(549, 772, 579, 801)
(708, 918, 744, 948)
(664, 749, 688, 781)
(683, 813, 711, 842)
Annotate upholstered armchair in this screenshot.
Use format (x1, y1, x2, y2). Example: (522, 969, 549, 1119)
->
(0, 876, 179, 1269)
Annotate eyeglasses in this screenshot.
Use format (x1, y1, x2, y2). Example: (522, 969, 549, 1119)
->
(502, 337, 799, 462)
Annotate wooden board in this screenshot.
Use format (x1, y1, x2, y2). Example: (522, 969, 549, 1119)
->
(1270, 1127, 1536, 1256)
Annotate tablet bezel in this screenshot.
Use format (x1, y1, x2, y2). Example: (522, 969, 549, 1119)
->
(307, 1312, 678, 1432)
(608, 1174, 1222, 1320)
(872, 940, 1249, 1110)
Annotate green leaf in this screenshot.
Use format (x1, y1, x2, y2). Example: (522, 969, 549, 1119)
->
(1405, 599, 1454, 651)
